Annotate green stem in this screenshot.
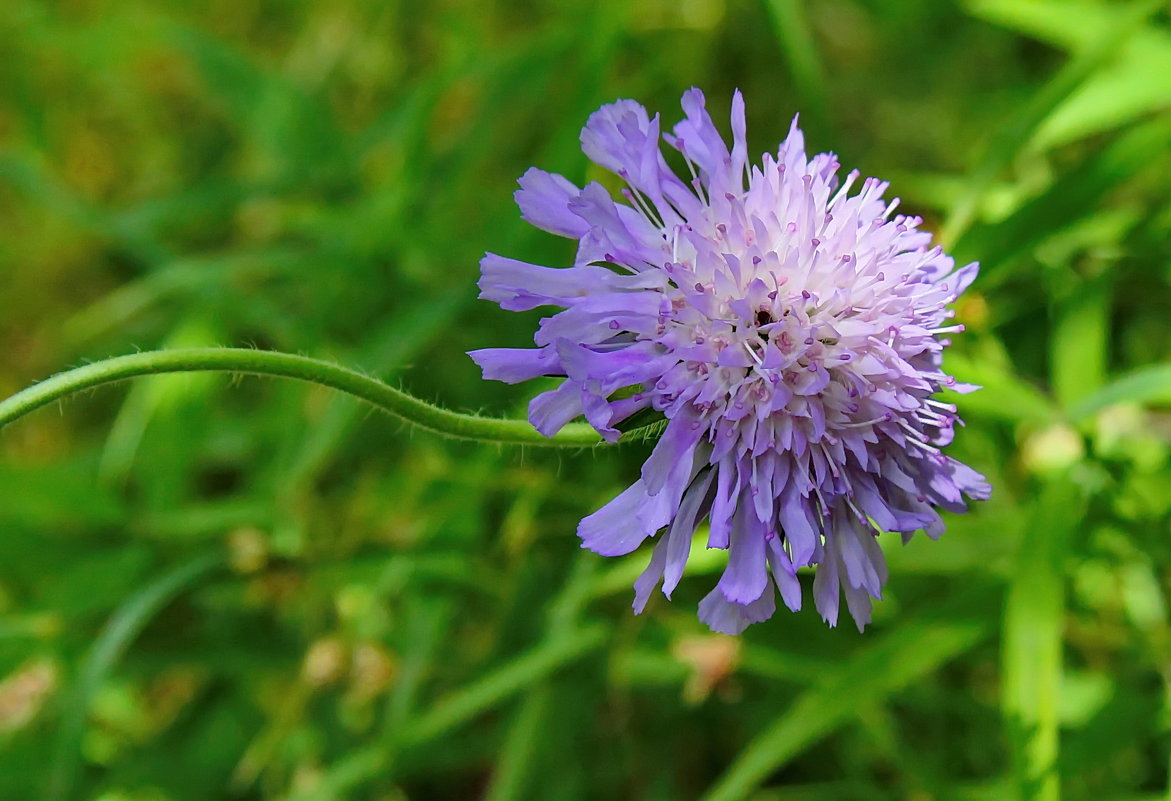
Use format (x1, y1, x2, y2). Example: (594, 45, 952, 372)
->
(0, 348, 607, 447)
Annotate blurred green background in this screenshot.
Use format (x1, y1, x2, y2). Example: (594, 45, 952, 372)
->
(2, 1, 1171, 799)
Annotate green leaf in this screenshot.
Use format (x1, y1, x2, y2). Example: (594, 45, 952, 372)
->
(943, 0, 1162, 244)
(284, 628, 606, 801)
(1002, 478, 1082, 801)
(47, 552, 225, 801)
(1068, 364, 1171, 422)
(1050, 274, 1110, 409)
(954, 116, 1171, 279)
(403, 627, 606, 746)
(967, 0, 1171, 147)
(482, 685, 553, 801)
(700, 608, 992, 801)
(762, 0, 830, 136)
(944, 351, 1057, 426)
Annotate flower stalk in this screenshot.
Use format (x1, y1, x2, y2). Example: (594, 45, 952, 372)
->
(0, 348, 607, 448)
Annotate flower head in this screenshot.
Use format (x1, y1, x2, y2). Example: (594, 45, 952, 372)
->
(470, 89, 990, 634)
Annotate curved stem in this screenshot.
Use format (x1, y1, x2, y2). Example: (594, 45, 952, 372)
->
(0, 348, 608, 447)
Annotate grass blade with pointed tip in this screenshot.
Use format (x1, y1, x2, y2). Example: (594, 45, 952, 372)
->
(1003, 479, 1081, 801)
(762, 0, 830, 136)
(1068, 364, 1171, 423)
(1051, 275, 1110, 410)
(944, 0, 1161, 245)
(700, 610, 992, 801)
(284, 627, 606, 801)
(46, 551, 225, 801)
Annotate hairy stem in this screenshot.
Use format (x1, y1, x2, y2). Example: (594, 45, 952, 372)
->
(0, 348, 608, 447)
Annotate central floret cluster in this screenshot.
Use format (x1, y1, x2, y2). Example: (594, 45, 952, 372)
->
(471, 89, 989, 634)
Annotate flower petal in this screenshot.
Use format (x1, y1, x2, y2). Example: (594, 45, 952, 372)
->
(515, 167, 588, 238)
(468, 347, 558, 384)
(715, 506, 769, 604)
(527, 380, 582, 436)
(697, 583, 777, 635)
(579, 480, 652, 556)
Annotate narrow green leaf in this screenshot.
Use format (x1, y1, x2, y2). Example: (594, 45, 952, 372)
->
(1051, 275, 1110, 409)
(402, 627, 605, 746)
(46, 552, 225, 801)
(944, 352, 1057, 426)
(285, 628, 606, 801)
(1068, 364, 1171, 422)
(967, 0, 1171, 147)
(955, 116, 1171, 279)
(483, 685, 553, 801)
(1002, 479, 1082, 801)
(700, 613, 992, 801)
(943, 0, 1161, 245)
(762, 0, 829, 135)
(98, 317, 223, 485)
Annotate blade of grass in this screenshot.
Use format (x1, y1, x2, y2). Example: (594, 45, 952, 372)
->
(1002, 478, 1081, 801)
(402, 626, 606, 746)
(284, 627, 606, 801)
(955, 116, 1171, 280)
(967, 0, 1171, 147)
(943, 0, 1161, 245)
(761, 0, 829, 135)
(1067, 364, 1171, 423)
(944, 351, 1057, 426)
(46, 551, 225, 801)
(700, 607, 992, 801)
(483, 684, 553, 801)
(1050, 274, 1110, 410)
(98, 317, 223, 485)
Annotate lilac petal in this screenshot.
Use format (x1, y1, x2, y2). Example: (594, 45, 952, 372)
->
(633, 533, 670, 614)
(479, 253, 640, 312)
(580, 104, 687, 216)
(556, 339, 674, 396)
(853, 477, 934, 533)
(830, 516, 884, 598)
(641, 411, 704, 495)
(607, 392, 653, 427)
(581, 100, 653, 178)
(468, 347, 558, 384)
(842, 581, 875, 632)
(580, 388, 620, 442)
(777, 114, 806, 172)
(671, 88, 730, 190)
(948, 458, 992, 500)
(949, 262, 980, 295)
(569, 184, 663, 268)
(716, 506, 769, 604)
(663, 469, 716, 597)
(527, 381, 582, 436)
(707, 455, 738, 549)
(515, 167, 588, 238)
(778, 484, 817, 565)
(535, 305, 661, 348)
(637, 442, 704, 535)
(579, 480, 651, 556)
(766, 538, 803, 612)
(729, 89, 747, 185)
(697, 583, 777, 635)
(812, 549, 841, 627)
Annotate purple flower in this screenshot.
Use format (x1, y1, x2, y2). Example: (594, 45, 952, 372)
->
(470, 89, 990, 634)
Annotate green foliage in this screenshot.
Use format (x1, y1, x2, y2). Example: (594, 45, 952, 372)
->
(1, 1, 1171, 799)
